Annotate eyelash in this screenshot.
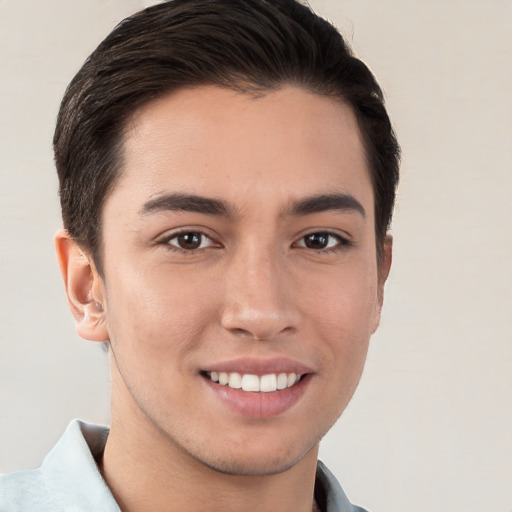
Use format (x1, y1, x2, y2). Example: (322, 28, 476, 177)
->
(293, 231, 351, 253)
(158, 230, 351, 254)
(159, 230, 219, 254)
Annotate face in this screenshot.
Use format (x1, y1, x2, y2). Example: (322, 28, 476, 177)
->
(88, 86, 389, 476)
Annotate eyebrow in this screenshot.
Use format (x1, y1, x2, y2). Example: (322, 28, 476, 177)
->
(289, 193, 366, 218)
(140, 193, 234, 217)
(139, 192, 365, 219)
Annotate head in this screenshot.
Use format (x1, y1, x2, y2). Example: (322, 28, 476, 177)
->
(54, 0, 399, 273)
(54, 0, 400, 478)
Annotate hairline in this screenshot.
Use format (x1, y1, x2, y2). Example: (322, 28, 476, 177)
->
(86, 82, 386, 277)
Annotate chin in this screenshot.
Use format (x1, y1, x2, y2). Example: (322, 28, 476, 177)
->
(182, 429, 323, 477)
(195, 449, 309, 477)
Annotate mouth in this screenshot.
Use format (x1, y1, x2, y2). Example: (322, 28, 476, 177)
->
(200, 358, 313, 418)
(203, 371, 304, 393)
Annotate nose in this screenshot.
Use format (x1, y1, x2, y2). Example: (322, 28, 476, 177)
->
(220, 241, 299, 341)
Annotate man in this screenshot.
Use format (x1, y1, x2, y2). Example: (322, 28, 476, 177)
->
(0, 0, 399, 510)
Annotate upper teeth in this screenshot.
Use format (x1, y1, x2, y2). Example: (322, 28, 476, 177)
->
(208, 371, 300, 392)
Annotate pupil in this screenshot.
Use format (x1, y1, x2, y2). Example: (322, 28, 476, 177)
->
(178, 232, 201, 250)
(305, 233, 328, 249)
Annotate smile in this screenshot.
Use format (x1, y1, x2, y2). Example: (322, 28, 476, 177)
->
(206, 371, 303, 392)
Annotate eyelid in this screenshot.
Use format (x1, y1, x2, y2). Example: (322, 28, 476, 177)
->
(157, 227, 222, 252)
(293, 230, 352, 251)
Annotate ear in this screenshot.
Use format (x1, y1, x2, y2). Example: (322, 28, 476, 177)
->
(371, 234, 393, 334)
(55, 229, 109, 342)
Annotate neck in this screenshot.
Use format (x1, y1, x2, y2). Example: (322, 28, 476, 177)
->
(101, 379, 320, 512)
(102, 420, 319, 512)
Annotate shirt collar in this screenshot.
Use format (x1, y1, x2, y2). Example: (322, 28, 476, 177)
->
(316, 460, 364, 512)
(41, 420, 120, 511)
(41, 420, 362, 512)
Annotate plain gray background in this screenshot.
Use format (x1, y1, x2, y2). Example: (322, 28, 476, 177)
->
(1, 1, 511, 511)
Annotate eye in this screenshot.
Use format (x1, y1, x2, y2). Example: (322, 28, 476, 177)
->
(295, 232, 346, 251)
(166, 231, 216, 251)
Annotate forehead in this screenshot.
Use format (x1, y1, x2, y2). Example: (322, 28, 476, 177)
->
(113, 85, 372, 215)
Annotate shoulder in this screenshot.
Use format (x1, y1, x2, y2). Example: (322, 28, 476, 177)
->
(0, 468, 54, 511)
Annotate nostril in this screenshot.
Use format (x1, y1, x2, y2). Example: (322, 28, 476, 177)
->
(232, 327, 269, 341)
(226, 324, 296, 342)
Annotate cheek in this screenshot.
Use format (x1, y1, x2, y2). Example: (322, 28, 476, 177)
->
(305, 264, 379, 327)
(103, 265, 221, 362)
(301, 266, 378, 363)
(102, 269, 222, 413)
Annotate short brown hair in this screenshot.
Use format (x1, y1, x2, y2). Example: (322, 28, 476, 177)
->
(54, 0, 400, 271)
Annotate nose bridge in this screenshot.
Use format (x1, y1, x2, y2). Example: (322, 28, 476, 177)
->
(221, 237, 296, 340)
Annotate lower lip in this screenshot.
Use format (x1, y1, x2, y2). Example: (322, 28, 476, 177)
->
(202, 374, 311, 419)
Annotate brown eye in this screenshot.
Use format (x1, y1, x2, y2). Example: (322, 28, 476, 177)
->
(167, 231, 214, 251)
(303, 233, 330, 249)
(296, 232, 346, 251)
(176, 232, 202, 250)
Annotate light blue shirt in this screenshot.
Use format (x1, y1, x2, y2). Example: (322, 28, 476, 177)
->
(0, 420, 368, 512)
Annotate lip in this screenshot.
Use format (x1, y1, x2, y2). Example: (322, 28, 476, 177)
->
(201, 357, 313, 375)
(201, 357, 313, 419)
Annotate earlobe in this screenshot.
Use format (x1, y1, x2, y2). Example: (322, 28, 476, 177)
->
(54, 229, 109, 342)
(371, 235, 393, 334)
